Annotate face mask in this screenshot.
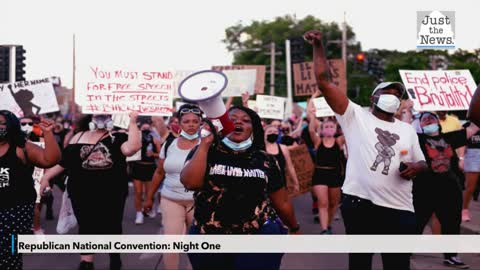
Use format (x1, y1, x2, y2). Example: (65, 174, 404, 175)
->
(322, 127, 336, 137)
(89, 116, 113, 131)
(374, 94, 400, 114)
(423, 123, 439, 135)
(21, 125, 33, 134)
(302, 123, 308, 129)
(180, 130, 199, 140)
(266, 133, 278, 143)
(412, 110, 421, 119)
(0, 127, 7, 140)
(170, 123, 181, 134)
(223, 136, 253, 151)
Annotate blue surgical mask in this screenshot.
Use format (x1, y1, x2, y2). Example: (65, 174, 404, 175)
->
(222, 136, 253, 151)
(180, 130, 199, 140)
(423, 123, 439, 135)
(302, 123, 308, 129)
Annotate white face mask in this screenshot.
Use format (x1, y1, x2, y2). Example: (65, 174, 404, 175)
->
(21, 125, 33, 134)
(180, 130, 199, 140)
(222, 136, 253, 151)
(374, 94, 401, 114)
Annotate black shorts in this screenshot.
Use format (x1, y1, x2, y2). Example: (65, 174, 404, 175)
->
(312, 168, 343, 188)
(131, 162, 156, 182)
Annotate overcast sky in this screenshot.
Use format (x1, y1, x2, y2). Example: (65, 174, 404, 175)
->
(2, 0, 478, 89)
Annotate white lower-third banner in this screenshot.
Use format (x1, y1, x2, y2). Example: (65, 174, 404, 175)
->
(15, 235, 480, 253)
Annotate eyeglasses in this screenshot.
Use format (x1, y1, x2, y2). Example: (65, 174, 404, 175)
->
(180, 108, 202, 115)
(21, 122, 33, 126)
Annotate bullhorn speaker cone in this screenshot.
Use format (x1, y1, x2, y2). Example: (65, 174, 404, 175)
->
(178, 70, 234, 135)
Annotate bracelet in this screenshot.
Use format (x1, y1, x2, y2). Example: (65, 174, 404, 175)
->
(459, 157, 465, 160)
(289, 223, 300, 233)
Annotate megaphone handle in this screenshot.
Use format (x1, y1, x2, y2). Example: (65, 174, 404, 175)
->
(217, 111, 235, 136)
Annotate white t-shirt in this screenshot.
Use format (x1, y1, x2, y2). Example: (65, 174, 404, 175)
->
(335, 101, 425, 212)
(159, 138, 196, 201)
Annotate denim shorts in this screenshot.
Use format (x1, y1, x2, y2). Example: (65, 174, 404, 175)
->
(465, 149, 480, 173)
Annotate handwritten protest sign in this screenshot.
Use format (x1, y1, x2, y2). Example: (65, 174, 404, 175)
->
(212, 65, 266, 94)
(78, 66, 174, 116)
(293, 60, 346, 96)
(313, 97, 335, 117)
(221, 69, 256, 97)
(256, 95, 286, 120)
(399, 70, 477, 111)
(0, 78, 59, 117)
(286, 144, 315, 197)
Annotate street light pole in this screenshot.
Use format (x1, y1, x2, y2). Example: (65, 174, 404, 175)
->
(269, 41, 275, 96)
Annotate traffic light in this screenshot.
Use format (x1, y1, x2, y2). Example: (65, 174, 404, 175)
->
(355, 52, 367, 71)
(15, 46, 26, 82)
(290, 36, 306, 64)
(0, 46, 9, 83)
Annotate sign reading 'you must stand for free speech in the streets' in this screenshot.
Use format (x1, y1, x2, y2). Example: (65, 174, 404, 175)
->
(78, 66, 174, 116)
(399, 70, 476, 111)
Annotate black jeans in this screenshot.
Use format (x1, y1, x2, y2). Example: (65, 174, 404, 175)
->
(413, 173, 462, 259)
(341, 194, 416, 270)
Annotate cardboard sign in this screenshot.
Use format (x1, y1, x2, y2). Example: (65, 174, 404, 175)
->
(212, 65, 266, 94)
(0, 78, 59, 117)
(399, 70, 477, 111)
(313, 97, 335, 117)
(293, 60, 346, 96)
(78, 66, 174, 116)
(221, 69, 256, 97)
(285, 144, 315, 196)
(256, 95, 286, 120)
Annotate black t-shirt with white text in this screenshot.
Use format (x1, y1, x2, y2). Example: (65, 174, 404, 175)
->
(186, 142, 284, 234)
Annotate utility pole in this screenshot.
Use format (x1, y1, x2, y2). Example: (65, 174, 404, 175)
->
(285, 39, 293, 120)
(269, 41, 275, 96)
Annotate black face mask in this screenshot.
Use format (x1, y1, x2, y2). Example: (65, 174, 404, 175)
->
(266, 133, 278, 143)
(281, 135, 295, 146)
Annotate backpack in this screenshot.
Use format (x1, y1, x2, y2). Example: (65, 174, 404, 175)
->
(162, 134, 176, 158)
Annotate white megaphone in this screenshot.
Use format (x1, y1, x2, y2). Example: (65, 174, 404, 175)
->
(178, 70, 235, 136)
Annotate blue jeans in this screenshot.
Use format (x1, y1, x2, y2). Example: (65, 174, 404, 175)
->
(341, 194, 416, 270)
(187, 219, 286, 270)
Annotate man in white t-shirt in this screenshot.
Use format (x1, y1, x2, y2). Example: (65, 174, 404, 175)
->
(305, 30, 428, 270)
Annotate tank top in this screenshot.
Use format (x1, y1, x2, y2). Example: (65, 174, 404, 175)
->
(315, 141, 343, 174)
(0, 145, 36, 209)
(272, 143, 286, 179)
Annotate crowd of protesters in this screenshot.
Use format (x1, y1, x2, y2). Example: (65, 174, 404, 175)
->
(1, 30, 480, 270)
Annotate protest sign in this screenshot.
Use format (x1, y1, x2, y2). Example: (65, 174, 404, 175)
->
(399, 70, 477, 111)
(0, 78, 59, 117)
(293, 60, 346, 96)
(32, 142, 45, 184)
(256, 95, 286, 120)
(221, 69, 256, 97)
(313, 97, 335, 117)
(77, 66, 174, 116)
(286, 144, 315, 197)
(212, 65, 266, 94)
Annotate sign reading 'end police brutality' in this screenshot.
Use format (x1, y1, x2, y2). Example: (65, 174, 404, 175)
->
(78, 66, 174, 116)
(399, 70, 476, 112)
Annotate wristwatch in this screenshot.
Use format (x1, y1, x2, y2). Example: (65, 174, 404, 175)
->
(289, 223, 301, 233)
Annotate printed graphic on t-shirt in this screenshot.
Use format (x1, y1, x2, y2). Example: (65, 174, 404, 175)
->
(209, 164, 266, 179)
(80, 143, 113, 170)
(425, 138, 453, 173)
(370, 128, 400, 175)
(0, 167, 10, 188)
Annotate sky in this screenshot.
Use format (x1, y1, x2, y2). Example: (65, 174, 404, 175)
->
(2, 0, 479, 89)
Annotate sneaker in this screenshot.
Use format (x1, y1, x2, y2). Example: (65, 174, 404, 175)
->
(145, 209, 156, 219)
(443, 257, 469, 269)
(327, 226, 333, 234)
(462, 209, 471, 222)
(135, 212, 144, 225)
(33, 228, 45, 235)
(157, 204, 162, 214)
(78, 261, 95, 270)
(320, 229, 332, 235)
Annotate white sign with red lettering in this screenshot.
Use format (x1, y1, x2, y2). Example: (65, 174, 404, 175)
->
(77, 66, 174, 116)
(399, 70, 476, 111)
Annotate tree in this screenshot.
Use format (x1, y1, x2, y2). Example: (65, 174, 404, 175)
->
(223, 15, 358, 102)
